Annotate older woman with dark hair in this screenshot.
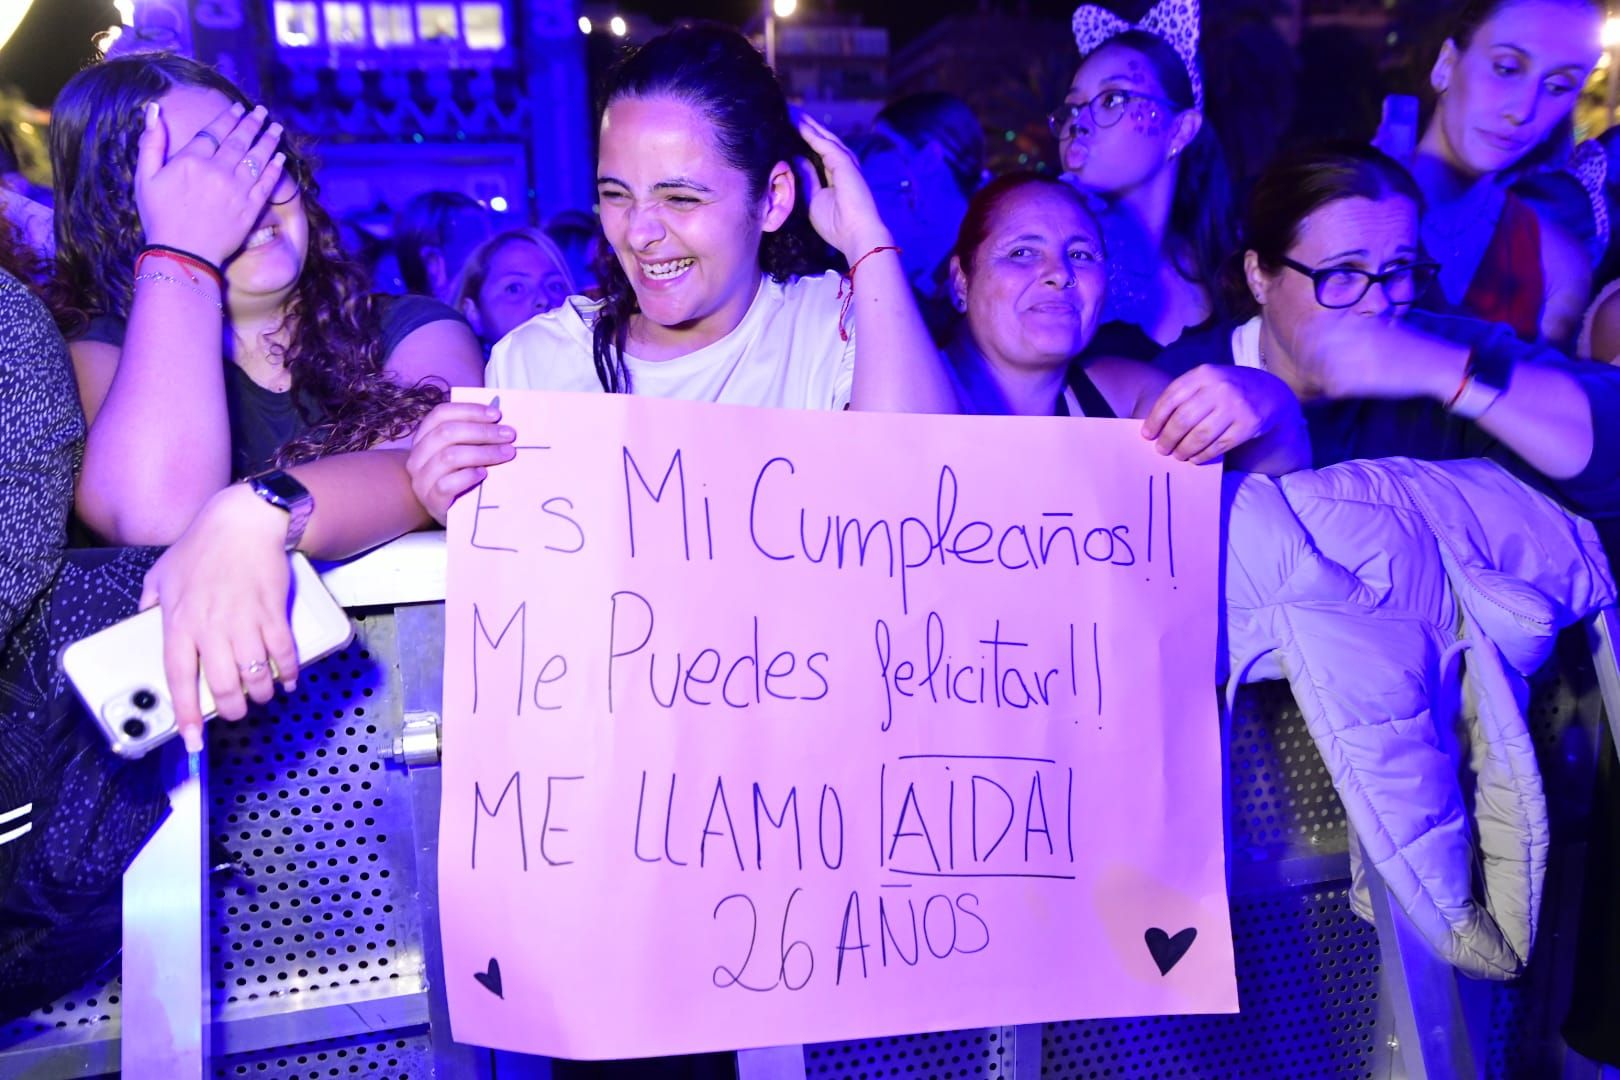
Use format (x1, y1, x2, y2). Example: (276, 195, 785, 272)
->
(944, 172, 1306, 474)
(1157, 142, 1620, 518)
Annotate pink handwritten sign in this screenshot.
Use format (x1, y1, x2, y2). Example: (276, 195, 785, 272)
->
(439, 389, 1235, 1059)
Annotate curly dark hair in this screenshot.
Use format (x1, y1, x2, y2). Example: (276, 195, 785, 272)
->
(49, 53, 444, 467)
(590, 24, 835, 393)
(0, 212, 46, 296)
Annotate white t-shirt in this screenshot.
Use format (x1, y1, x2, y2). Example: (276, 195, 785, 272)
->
(486, 271, 856, 410)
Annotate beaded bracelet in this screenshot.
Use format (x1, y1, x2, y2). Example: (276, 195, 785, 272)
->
(134, 269, 224, 311)
(836, 244, 902, 343)
(137, 244, 223, 288)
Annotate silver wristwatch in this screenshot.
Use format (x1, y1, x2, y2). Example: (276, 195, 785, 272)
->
(247, 469, 315, 552)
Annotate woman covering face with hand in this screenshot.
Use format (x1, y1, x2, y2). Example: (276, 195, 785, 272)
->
(51, 54, 484, 750)
(408, 24, 957, 523)
(1157, 142, 1620, 522)
(945, 173, 1306, 475)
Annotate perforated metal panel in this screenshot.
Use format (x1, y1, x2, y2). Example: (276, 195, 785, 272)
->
(6, 612, 1614, 1079)
(806, 1028, 1013, 1078)
(207, 613, 426, 1015)
(0, 968, 119, 1078)
(1043, 887, 1380, 1078)
(0, 969, 120, 1045)
(213, 1030, 435, 1079)
(1228, 681, 1347, 861)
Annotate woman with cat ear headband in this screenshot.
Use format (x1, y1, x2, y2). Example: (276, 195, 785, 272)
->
(1050, 0, 1237, 364)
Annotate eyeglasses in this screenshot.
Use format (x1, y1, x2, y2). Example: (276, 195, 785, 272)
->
(1046, 89, 1177, 137)
(1280, 256, 1439, 309)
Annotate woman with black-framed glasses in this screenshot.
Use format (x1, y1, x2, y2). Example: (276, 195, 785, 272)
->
(1153, 143, 1620, 521)
(48, 53, 485, 749)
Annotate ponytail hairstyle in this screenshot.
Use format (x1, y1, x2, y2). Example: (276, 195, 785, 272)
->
(590, 23, 834, 393)
(50, 53, 446, 466)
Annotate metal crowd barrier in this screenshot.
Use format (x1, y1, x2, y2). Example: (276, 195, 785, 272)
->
(1, 533, 1615, 1079)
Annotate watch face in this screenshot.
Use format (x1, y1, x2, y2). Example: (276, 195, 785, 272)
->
(256, 470, 309, 503)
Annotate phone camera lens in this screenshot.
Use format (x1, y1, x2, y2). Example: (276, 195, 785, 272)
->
(131, 689, 158, 711)
(122, 717, 148, 739)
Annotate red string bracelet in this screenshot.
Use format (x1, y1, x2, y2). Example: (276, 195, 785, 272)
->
(136, 245, 224, 289)
(836, 244, 902, 342)
(1444, 351, 1478, 412)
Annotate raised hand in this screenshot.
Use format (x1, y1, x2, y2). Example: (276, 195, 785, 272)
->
(135, 99, 287, 265)
(794, 112, 894, 263)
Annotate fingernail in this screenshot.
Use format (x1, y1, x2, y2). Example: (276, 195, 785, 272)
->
(495, 426, 515, 438)
(251, 104, 267, 116)
(272, 151, 286, 166)
(230, 102, 246, 116)
(182, 727, 204, 754)
(144, 101, 159, 122)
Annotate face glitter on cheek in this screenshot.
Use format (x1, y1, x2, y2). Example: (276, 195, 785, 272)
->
(1129, 101, 1163, 137)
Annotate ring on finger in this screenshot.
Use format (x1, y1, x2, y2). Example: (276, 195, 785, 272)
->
(241, 155, 260, 178)
(239, 659, 270, 678)
(193, 130, 223, 152)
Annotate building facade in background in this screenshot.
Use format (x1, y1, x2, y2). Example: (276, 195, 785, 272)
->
(124, 0, 592, 227)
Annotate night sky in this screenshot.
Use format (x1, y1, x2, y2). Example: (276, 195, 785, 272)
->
(0, 0, 1126, 108)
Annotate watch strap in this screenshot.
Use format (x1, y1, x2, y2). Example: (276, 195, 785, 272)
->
(248, 470, 314, 552)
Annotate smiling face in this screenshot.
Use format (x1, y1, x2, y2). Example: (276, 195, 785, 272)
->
(1248, 195, 1421, 357)
(1057, 41, 1190, 196)
(470, 236, 572, 343)
(952, 183, 1106, 374)
(155, 85, 308, 312)
(595, 94, 793, 352)
(1426, 0, 1600, 178)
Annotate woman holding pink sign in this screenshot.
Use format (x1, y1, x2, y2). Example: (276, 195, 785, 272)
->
(943, 173, 1308, 476)
(407, 24, 958, 523)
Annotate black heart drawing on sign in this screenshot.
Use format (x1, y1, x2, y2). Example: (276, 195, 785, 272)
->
(475, 957, 504, 999)
(1144, 927, 1197, 975)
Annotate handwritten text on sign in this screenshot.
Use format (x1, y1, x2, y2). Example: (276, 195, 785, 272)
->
(439, 390, 1236, 1059)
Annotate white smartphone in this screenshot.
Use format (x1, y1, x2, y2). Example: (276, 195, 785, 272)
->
(60, 553, 355, 758)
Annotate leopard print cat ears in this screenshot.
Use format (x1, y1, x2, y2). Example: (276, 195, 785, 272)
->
(1071, 0, 1204, 111)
